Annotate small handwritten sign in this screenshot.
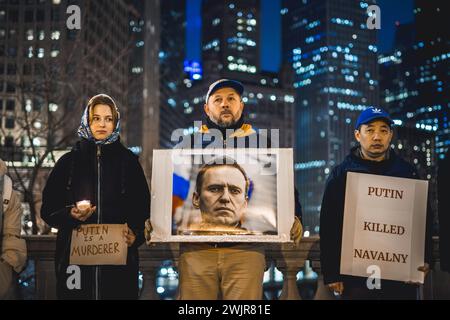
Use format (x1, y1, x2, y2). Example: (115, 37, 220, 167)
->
(70, 224, 127, 265)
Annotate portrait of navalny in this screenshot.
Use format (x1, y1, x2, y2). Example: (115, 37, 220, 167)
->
(150, 148, 295, 243)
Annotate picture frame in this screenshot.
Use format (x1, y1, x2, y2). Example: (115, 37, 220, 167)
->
(149, 148, 295, 242)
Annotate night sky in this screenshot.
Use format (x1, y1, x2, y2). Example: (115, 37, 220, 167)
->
(186, 0, 414, 72)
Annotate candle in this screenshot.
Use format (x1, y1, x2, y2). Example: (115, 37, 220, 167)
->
(76, 200, 91, 211)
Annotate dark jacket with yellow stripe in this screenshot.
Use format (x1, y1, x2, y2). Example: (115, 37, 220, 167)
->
(183, 116, 271, 149)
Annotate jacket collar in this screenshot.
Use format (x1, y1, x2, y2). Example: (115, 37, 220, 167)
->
(199, 116, 256, 139)
(76, 137, 122, 155)
(349, 146, 396, 167)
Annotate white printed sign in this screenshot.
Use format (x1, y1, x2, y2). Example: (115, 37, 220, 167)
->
(340, 172, 428, 283)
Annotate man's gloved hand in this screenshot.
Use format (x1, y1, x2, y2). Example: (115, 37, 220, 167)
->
(144, 218, 153, 245)
(290, 216, 303, 246)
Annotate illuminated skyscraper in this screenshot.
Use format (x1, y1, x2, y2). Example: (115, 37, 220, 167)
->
(202, 0, 260, 80)
(282, 0, 379, 232)
(379, 1, 448, 161)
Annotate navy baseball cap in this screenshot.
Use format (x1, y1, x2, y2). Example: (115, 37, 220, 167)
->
(205, 79, 244, 102)
(355, 107, 394, 129)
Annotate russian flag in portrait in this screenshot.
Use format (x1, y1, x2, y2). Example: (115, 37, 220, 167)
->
(172, 165, 191, 216)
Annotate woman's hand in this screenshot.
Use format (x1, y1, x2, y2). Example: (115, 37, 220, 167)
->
(70, 205, 96, 222)
(123, 223, 136, 247)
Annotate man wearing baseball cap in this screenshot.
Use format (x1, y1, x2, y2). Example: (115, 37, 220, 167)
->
(145, 79, 304, 300)
(200, 79, 255, 143)
(319, 107, 432, 299)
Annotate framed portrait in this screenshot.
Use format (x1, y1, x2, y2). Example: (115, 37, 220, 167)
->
(150, 148, 295, 242)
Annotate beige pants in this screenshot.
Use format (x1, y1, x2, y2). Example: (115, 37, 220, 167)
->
(178, 243, 265, 300)
(0, 260, 16, 300)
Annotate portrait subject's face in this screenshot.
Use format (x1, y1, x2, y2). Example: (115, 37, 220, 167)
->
(193, 165, 248, 227)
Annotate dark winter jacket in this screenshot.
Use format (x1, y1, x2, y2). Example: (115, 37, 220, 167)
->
(320, 146, 433, 287)
(41, 138, 150, 299)
(176, 115, 271, 149)
(438, 149, 450, 272)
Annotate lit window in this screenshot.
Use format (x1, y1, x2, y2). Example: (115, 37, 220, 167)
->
(51, 30, 60, 40)
(27, 46, 33, 58)
(49, 103, 58, 112)
(33, 138, 41, 147)
(26, 29, 34, 41)
(25, 99, 32, 112)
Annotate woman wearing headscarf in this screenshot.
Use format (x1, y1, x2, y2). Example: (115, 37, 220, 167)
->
(41, 94, 150, 300)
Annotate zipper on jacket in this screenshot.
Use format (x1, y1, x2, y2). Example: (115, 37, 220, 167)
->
(95, 145, 101, 300)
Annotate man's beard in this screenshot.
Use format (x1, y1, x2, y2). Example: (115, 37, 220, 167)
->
(215, 113, 237, 128)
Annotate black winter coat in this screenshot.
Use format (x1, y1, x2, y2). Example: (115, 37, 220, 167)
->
(41, 138, 150, 299)
(438, 149, 450, 272)
(320, 147, 433, 288)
